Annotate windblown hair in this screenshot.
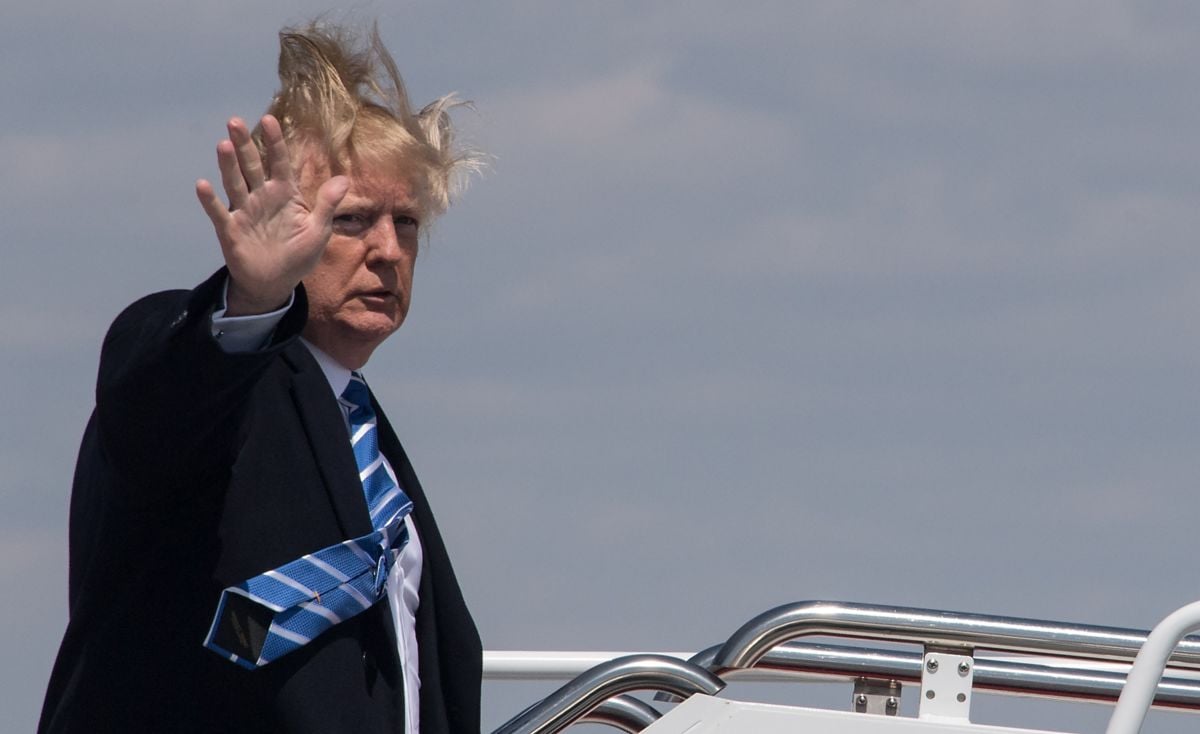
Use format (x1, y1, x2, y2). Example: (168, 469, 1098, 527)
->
(255, 22, 480, 219)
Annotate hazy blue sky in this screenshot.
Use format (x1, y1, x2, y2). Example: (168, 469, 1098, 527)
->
(6, 2, 1200, 731)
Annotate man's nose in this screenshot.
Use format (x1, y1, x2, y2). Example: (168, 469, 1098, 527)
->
(364, 217, 404, 263)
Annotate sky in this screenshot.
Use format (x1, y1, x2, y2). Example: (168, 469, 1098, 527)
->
(5, 1, 1200, 732)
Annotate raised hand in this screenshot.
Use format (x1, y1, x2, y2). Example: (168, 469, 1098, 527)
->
(196, 115, 349, 316)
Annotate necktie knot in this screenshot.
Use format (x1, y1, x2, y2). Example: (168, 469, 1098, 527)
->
(341, 372, 371, 412)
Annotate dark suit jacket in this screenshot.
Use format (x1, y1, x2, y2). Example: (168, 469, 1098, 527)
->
(39, 270, 481, 734)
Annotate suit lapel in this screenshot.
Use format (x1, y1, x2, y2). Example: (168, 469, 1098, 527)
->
(283, 347, 407, 666)
(276, 355, 478, 732)
(371, 396, 432, 663)
(281, 343, 373, 540)
(374, 405, 434, 536)
(375, 403, 482, 734)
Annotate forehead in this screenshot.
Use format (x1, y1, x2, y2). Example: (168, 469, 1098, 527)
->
(296, 149, 421, 210)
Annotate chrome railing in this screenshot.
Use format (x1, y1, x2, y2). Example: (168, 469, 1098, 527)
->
(579, 695, 662, 734)
(491, 654, 724, 734)
(671, 640, 1200, 708)
(488, 600, 1200, 734)
(1108, 599, 1200, 734)
(712, 600, 1200, 672)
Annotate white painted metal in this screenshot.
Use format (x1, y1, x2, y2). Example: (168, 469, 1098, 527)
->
(919, 652, 974, 722)
(483, 651, 800, 682)
(640, 694, 1074, 734)
(1106, 599, 1200, 734)
(484, 652, 686, 680)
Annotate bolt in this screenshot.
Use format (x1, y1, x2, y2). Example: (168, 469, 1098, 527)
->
(886, 697, 898, 709)
(856, 694, 867, 706)
(925, 658, 939, 673)
(958, 661, 971, 676)
(956, 693, 966, 702)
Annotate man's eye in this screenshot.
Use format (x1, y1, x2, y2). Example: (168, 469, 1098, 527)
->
(394, 215, 419, 231)
(333, 214, 367, 234)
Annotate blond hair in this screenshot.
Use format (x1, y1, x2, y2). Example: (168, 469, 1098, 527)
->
(255, 22, 479, 219)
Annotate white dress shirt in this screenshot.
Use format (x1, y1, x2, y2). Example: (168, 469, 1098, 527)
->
(212, 290, 423, 734)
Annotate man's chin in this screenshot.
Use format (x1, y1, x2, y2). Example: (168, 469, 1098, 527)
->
(343, 313, 405, 343)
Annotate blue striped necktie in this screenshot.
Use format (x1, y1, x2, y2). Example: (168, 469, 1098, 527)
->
(204, 372, 414, 669)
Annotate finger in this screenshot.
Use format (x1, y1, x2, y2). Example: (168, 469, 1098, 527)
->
(215, 140, 249, 210)
(195, 179, 232, 232)
(259, 114, 295, 184)
(228, 117, 266, 192)
(309, 175, 351, 229)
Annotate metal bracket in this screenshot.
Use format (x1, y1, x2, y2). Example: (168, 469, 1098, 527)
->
(851, 677, 901, 715)
(918, 650, 974, 722)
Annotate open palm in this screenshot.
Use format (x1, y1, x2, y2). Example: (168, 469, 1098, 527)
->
(196, 114, 348, 315)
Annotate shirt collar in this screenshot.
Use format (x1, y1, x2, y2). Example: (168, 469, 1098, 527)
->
(301, 338, 355, 399)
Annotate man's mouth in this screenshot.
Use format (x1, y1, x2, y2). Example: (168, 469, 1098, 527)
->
(359, 289, 398, 300)
(356, 290, 400, 307)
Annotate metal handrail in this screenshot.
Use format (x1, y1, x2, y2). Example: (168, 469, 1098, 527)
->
(713, 601, 1200, 673)
(579, 694, 662, 733)
(484, 651, 795, 682)
(656, 640, 1200, 709)
(491, 654, 725, 734)
(1108, 599, 1200, 734)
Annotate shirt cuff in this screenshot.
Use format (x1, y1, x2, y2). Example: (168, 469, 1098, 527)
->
(210, 279, 295, 353)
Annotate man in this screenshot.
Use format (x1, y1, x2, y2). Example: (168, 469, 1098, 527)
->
(39, 23, 481, 734)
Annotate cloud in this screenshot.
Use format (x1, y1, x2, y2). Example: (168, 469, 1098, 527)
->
(488, 62, 796, 190)
(628, 1, 1200, 67)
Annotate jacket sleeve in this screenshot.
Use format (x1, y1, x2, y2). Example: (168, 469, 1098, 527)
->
(93, 268, 308, 501)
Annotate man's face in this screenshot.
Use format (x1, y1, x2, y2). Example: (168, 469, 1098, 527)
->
(298, 157, 422, 369)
